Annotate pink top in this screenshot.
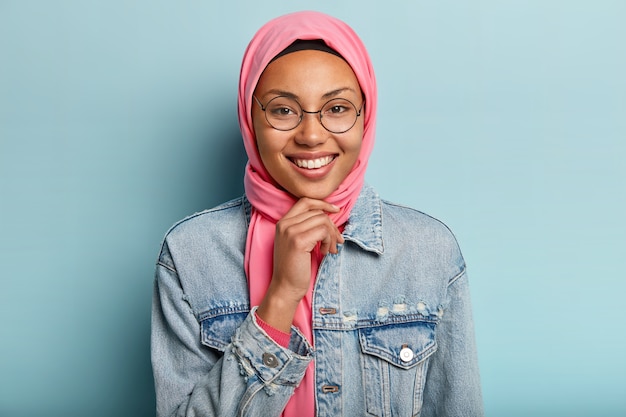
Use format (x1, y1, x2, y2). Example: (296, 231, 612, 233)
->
(238, 11, 377, 416)
(255, 312, 292, 349)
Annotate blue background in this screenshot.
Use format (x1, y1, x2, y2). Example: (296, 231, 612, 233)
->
(1, 1, 624, 416)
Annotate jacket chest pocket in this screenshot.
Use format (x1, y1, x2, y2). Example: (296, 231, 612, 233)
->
(358, 321, 437, 417)
(200, 311, 248, 352)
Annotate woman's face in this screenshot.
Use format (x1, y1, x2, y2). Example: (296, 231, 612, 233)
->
(252, 49, 364, 200)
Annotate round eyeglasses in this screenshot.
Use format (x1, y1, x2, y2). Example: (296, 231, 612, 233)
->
(253, 95, 364, 134)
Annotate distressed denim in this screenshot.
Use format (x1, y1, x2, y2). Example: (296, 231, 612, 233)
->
(152, 184, 483, 416)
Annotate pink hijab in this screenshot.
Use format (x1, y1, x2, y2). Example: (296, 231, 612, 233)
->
(238, 11, 377, 415)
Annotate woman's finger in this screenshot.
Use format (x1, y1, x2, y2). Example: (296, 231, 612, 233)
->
(283, 197, 340, 219)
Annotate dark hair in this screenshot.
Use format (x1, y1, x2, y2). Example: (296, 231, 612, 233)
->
(269, 39, 344, 64)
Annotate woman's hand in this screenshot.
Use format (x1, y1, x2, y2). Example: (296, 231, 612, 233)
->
(256, 198, 344, 333)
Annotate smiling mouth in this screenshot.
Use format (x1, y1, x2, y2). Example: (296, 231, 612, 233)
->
(291, 155, 336, 169)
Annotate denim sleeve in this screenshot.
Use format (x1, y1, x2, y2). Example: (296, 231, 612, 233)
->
(421, 271, 484, 417)
(151, 257, 313, 417)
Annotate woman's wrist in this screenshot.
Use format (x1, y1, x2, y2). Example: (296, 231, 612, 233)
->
(256, 287, 300, 333)
(255, 311, 292, 348)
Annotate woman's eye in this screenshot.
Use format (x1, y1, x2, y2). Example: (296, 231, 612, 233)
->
(324, 104, 352, 117)
(270, 106, 296, 117)
(329, 105, 347, 114)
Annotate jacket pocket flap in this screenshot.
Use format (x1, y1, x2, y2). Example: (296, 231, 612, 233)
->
(358, 321, 437, 369)
(200, 312, 248, 351)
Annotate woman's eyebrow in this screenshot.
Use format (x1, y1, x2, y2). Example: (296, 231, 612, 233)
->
(322, 87, 357, 99)
(263, 89, 298, 99)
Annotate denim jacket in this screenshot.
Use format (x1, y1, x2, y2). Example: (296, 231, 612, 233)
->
(152, 184, 483, 417)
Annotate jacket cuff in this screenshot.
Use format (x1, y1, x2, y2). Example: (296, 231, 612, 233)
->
(231, 308, 313, 386)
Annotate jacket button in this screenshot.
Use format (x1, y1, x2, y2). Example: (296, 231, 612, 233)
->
(400, 346, 414, 362)
(262, 352, 279, 368)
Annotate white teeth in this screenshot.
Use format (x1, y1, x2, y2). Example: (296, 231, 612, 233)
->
(294, 156, 333, 169)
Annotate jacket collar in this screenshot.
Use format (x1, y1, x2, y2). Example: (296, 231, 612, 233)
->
(242, 183, 384, 255)
(343, 183, 384, 255)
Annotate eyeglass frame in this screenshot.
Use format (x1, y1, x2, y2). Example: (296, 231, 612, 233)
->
(253, 95, 364, 134)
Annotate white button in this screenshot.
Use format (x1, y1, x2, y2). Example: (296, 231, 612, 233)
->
(400, 347, 414, 362)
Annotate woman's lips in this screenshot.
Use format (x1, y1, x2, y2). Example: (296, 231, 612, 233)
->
(288, 154, 338, 179)
(291, 155, 336, 169)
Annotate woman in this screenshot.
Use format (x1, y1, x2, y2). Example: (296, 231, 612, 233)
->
(152, 11, 483, 417)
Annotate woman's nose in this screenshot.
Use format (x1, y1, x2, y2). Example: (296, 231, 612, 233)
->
(294, 112, 327, 146)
